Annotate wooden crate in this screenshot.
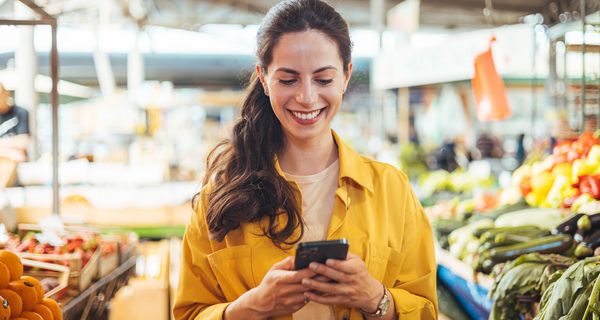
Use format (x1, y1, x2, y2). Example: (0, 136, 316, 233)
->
(18, 249, 101, 295)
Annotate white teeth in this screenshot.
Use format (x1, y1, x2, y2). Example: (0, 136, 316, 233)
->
(292, 109, 321, 120)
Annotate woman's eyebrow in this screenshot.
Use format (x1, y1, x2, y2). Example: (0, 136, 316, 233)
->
(274, 65, 337, 75)
(313, 66, 337, 73)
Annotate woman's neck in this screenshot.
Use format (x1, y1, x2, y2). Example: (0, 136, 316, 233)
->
(278, 131, 338, 176)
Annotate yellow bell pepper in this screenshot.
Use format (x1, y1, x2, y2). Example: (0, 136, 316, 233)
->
(552, 163, 572, 183)
(572, 159, 596, 183)
(531, 171, 554, 198)
(546, 175, 574, 208)
(584, 145, 600, 175)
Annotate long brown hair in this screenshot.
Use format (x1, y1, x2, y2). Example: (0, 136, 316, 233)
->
(199, 0, 352, 247)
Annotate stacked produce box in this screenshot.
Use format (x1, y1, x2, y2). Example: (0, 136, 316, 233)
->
(0, 223, 137, 319)
(427, 132, 600, 319)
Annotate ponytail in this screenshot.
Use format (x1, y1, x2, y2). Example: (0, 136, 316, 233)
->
(199, 72, 303, 247)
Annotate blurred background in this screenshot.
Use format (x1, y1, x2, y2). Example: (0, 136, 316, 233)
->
(0, 0, 598, 319)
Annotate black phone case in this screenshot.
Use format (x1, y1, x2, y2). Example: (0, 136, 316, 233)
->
(294, 239, 349, 270)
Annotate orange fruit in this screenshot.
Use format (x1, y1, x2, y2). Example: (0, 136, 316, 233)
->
(0, 263, 9, 289)
(40, 299, 60, 320)
(31, 305, 52, 320)
(19, 277, 43, 304)
(0, 251, 23, 282)
(8, 280, 37, 311)
(0, 296, 10, 320)
(18, 312, 43, 320)
(0, 288, 22, 317)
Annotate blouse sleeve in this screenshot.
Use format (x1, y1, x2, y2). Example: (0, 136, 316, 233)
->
(388, 178, 438, 319)
(172, 191, 231, 320)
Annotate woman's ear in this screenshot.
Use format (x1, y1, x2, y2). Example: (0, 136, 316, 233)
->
(256, 64, 269, 96)
(343, 62, 353, 94)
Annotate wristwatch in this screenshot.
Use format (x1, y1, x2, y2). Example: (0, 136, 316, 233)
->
(360, 283, 390, 318)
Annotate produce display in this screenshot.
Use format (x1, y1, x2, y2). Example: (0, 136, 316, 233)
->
(488, 253, 575, 320)
(513, 131, 600, 209)
(419, 168, 495, 200)
(0, 250, 62, 320)
(8, 233, 100, 269)
(427, 132, 600, 319)
(534, 257, 600, 320)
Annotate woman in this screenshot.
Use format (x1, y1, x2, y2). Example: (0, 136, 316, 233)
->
(173, 0, 437, 319)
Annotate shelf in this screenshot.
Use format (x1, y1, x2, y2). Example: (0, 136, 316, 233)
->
(62, 255, 137, 320)
(436, 246, 494, 319)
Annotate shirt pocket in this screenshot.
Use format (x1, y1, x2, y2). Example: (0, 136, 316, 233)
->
(365, 242, 406, 288)
(207, 245, 257, 301)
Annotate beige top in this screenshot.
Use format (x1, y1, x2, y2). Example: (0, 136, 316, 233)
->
(285, 159, 338, 320)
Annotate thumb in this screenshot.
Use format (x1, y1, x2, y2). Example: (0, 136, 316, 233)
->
(270, 256, 294, 271)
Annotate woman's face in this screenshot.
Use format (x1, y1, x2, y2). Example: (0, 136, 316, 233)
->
(258, 30, 352, 144)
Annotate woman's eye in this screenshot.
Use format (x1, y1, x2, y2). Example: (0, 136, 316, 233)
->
(316, 79, 333, 85)
(279, 79, 297, 85)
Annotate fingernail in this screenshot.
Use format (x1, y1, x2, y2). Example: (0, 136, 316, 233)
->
(302, 279, 311, 285)
(326, 259, 334, 266)
(309, 262, 317, 270)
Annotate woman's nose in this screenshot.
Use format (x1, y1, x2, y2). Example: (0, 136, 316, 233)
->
(295, 81, 318, 106)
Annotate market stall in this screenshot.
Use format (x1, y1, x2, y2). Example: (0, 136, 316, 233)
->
(0, 0, 598, 319)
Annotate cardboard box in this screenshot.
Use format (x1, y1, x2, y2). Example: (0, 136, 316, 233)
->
(109, 279, 169, 320)
(110, 239, 171, 320)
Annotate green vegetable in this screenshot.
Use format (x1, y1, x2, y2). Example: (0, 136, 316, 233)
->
(489, 253, 575, 320)
(535, 256, 600, 320)
(489, 235, 573, 264)
(579, 215, 592, 232)
(583, 274, 600, 320)
(480, 226, 542, 243)
(575, 243, 595, 258)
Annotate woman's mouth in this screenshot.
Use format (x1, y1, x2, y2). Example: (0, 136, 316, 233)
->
(288, 107, 326, 124)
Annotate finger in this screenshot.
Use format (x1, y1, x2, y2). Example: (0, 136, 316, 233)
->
(271, 256, 294, 271)
(325, 257, 362, 274)
(279, 284, 309, 296)
(308, 262, 349, 283)
(286, 268, 317, 283)
(346, 252, 360, 259)
(312, 275, 332, 282)
(304, 291, 344, 306)
(274, 268, 317, 284)
(302, 277, 346, 296)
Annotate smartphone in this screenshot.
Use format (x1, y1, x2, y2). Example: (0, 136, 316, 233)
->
(294, 239, 349, 270)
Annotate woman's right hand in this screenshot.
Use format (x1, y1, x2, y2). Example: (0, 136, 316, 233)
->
(224, 256, 316, 320)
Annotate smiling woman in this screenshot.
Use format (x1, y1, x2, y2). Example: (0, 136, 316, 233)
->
(257, 30, 351, 146)
(173, 1, 438, 320)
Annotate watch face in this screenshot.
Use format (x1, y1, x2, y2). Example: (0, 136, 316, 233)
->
(380, 291, 390, 316)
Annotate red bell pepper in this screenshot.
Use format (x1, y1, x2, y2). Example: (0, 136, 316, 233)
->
(580, 175, 600, 199)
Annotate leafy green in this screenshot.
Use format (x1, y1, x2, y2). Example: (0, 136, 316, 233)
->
(583, 274, 600, 320)
(535, 256, 600, 320)
(488, 253, 575, 320)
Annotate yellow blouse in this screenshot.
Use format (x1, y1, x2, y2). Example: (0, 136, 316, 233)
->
(173, 131, 438, 320)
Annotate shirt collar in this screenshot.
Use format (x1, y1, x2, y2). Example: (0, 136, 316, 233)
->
(274, 130, 374, 193)
(332, 130, 374, 193)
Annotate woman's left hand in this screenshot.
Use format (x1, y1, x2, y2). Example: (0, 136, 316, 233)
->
(301, 253, 384, 312)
